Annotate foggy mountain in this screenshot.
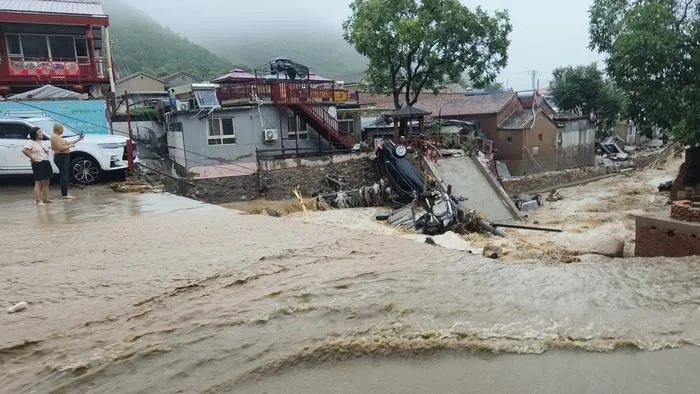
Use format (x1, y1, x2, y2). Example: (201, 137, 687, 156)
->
(114, 0, 368, 80)
(101, 0, 233, 79)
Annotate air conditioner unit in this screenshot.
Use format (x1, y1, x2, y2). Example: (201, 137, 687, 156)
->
(178, 101, 190, 111)
(263, 128, 278, 142)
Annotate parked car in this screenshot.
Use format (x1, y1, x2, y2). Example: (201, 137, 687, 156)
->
(0, 117, 137, 185)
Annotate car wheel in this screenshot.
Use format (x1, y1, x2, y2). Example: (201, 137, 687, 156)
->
(70, 157, 100, 185)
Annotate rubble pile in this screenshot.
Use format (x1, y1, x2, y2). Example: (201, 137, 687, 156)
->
(110, 179, 159, 193)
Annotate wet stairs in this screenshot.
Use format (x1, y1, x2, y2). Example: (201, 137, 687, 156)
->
(272, 83, 355, 150)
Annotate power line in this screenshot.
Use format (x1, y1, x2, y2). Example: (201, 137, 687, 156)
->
(5, 97, 300, 177)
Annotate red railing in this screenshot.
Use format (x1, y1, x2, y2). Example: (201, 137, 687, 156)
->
(394, 138, 443, 162)
(218, 81, 352, 103)
(1, 57, 108, 81)
(272, 83, 356, 149)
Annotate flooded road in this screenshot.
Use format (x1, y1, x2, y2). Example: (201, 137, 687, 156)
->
(2, 186, 700, 393)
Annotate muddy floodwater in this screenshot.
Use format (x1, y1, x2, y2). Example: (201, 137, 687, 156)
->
(2, 182, 700, 393)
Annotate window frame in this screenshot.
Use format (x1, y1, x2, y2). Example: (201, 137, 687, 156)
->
(207, 118, 236, 145)
(287, 115, 309, 140)
(0, 122, 32, 139)
(4, 33, 88, 61)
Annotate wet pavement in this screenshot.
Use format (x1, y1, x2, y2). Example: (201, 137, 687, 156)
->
(0, 183, 212, 227)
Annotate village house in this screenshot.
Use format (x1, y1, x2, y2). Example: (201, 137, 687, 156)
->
(115, 71, 164, 94)
(165, 78, 359, 178)
(358, 90, 595, 175)
(0, 0, 111, 96)
(162, 71, 198, 90)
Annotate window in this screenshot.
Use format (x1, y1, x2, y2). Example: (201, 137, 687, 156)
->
(338, 119, 355, 133)
(531, 146, 540, 156)
(5, 34, 88, 60)
(287, 115, 309, 140)
(21, 35, 50, 58)
(207, 118, 235, 145)
(48, 36, 76, 59)
(6, 34, 21, 57)
(0, 123, 31, 139)
(75, 38, 88, 58)
(506, 136, 513, 143)
(538, 133, 543, 142)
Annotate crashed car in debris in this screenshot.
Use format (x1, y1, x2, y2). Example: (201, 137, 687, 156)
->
(387, 189, 460, 235)
(513, 193, 543, 211)
(374, 138, 425, 204)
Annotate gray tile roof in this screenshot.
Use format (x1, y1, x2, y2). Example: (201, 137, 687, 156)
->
(0, 0, 106, 16)
(499, 110, 535, 130)
(359, 91, 517, 117)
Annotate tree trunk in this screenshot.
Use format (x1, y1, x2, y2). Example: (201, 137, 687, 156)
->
(392, 89, 401, 109)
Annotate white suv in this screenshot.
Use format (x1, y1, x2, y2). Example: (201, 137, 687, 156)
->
(0, 117, 137, 184)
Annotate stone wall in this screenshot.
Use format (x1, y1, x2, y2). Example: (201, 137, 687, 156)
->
(502, 147, 674, 196)
(169, 155, 378, 204)
(635, 215, 700, 257)
(502, 165, 620, 196)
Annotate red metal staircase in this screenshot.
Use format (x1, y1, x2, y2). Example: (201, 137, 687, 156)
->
(272, 83, 356, 150)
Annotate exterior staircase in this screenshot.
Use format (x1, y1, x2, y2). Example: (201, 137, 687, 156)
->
(272, 83, 355, 150)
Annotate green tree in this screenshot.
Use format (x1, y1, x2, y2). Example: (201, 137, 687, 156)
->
(343, 0, 512, 109)
(550, 63, 625, 133)
(589, 0, 699, 143)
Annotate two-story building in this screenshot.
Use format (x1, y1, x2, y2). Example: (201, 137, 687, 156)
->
(165, 80, 360, 178)
(0, 0, 111, 96)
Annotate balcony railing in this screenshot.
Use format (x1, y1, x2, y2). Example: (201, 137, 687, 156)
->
(217, 82, 354, 104)
(0, 57, 109, 82)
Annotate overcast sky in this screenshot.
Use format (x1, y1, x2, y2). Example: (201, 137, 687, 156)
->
(123, 0, 604, 90)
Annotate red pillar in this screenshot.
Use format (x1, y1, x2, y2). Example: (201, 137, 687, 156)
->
(86, 26, 97, 79)
(0, 31, 11, 78)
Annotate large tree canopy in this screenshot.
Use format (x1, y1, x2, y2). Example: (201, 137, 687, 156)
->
(550, 63, 626, 134)
(343, 0, 511, 109)
(589, 0, 699, 143)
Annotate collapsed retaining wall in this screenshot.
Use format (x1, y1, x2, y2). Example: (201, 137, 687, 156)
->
(173, 154, 378, 204)
(502, 147, 676, 196)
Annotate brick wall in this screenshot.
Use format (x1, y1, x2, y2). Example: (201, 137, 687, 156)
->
(635, 215, 700, 257)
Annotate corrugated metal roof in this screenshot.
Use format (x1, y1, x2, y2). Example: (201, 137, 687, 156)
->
(0, 0, 106, 16)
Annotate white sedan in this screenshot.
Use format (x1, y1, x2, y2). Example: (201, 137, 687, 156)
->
(0, 117, 137, 184)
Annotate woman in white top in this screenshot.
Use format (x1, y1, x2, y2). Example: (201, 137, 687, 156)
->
(21, 127, 52, 205)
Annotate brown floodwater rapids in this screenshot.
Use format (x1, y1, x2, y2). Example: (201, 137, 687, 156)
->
(2, 188, 700, 393)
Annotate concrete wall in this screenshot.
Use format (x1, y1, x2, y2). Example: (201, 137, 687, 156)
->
(555, 118, 596, 170)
